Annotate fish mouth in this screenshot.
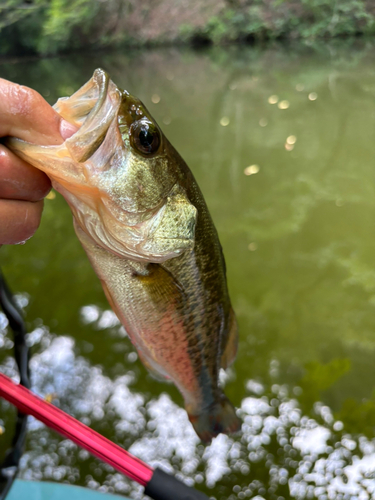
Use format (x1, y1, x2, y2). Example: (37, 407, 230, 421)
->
(4, 69, 119, 189)
(54, 68, 121, 165)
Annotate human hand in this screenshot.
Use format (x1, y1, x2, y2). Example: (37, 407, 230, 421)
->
(0, 78, 77, 245)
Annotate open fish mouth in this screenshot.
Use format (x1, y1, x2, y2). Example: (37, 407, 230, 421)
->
(55, 68, 121, 164)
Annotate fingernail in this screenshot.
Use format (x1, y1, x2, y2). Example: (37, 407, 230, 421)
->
(60, 119, 78, 140)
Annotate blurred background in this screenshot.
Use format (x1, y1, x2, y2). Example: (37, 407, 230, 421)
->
(2, 0, 375, 56)
(2, 2, 375, 500)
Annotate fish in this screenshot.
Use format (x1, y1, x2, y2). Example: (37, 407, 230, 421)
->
(6, 69, 241, 442)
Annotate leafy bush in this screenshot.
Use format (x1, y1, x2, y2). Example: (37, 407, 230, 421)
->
(0, 0, 46, 55)
(1, 0, 375, 56)
(204, 0, 375, 43)
(38, 0, 102, 53)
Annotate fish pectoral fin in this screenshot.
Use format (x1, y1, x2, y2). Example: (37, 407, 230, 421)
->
(135, 263, 186, 305)
(126, 261, 150, 276)
(221, 307, 238, 370)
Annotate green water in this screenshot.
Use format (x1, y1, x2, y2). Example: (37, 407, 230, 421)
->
(2, 41, 375, 499)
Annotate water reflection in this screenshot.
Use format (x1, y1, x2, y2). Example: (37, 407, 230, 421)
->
(2, 306, 375, 499)
(2, 41, 375, 498)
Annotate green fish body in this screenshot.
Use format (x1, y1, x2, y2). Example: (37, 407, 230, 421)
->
(7, 69, 240, 442)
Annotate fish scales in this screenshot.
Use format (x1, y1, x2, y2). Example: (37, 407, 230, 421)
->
(6, 69, 241, 442)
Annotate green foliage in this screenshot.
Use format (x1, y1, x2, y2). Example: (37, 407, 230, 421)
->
(0, 0, 43, 30)
(205, 7, 269, 43)
(297, 0, 375, 38)
(203, 0, 375, 44)
(205, 15, 233, 44)
(0, 0, 123, 55)
(0, 0, 46, 54)
(1, 0, 375, 56)
(179, 23, 198, 43)
(38, 0, 102, 54)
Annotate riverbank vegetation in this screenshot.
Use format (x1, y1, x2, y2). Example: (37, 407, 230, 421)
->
(1, 0, 375, 56)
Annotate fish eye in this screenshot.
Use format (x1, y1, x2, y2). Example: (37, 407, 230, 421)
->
(130, 119, 161, 155)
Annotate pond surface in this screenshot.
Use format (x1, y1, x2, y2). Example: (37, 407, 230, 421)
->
(2, 40, 375, 500)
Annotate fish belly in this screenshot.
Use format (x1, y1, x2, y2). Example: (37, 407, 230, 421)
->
(75, 222, 204, 404)
(74, 221, 240, 441)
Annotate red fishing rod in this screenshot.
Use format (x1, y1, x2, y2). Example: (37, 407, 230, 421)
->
(0, 272, 208, 500)
(0, 372, 208, 500)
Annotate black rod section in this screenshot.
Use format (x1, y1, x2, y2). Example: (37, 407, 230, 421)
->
(0, 270, 30, 500)
(145, 467, 210, 500)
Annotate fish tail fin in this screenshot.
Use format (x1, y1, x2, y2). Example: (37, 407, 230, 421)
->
(188, 394, 241, 443)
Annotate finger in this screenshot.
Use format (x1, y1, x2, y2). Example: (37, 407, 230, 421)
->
(0, 145, 51, 201)
(0, 78, 77, 144)
(0, 199, 44, 245)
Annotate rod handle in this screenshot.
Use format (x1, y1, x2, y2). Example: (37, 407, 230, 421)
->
(145, 468, 209, 500)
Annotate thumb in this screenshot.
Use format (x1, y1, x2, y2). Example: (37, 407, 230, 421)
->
(0, 78, 77, 145)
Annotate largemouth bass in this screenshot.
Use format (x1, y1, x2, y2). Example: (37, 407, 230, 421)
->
(7, 69, 240, 442)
